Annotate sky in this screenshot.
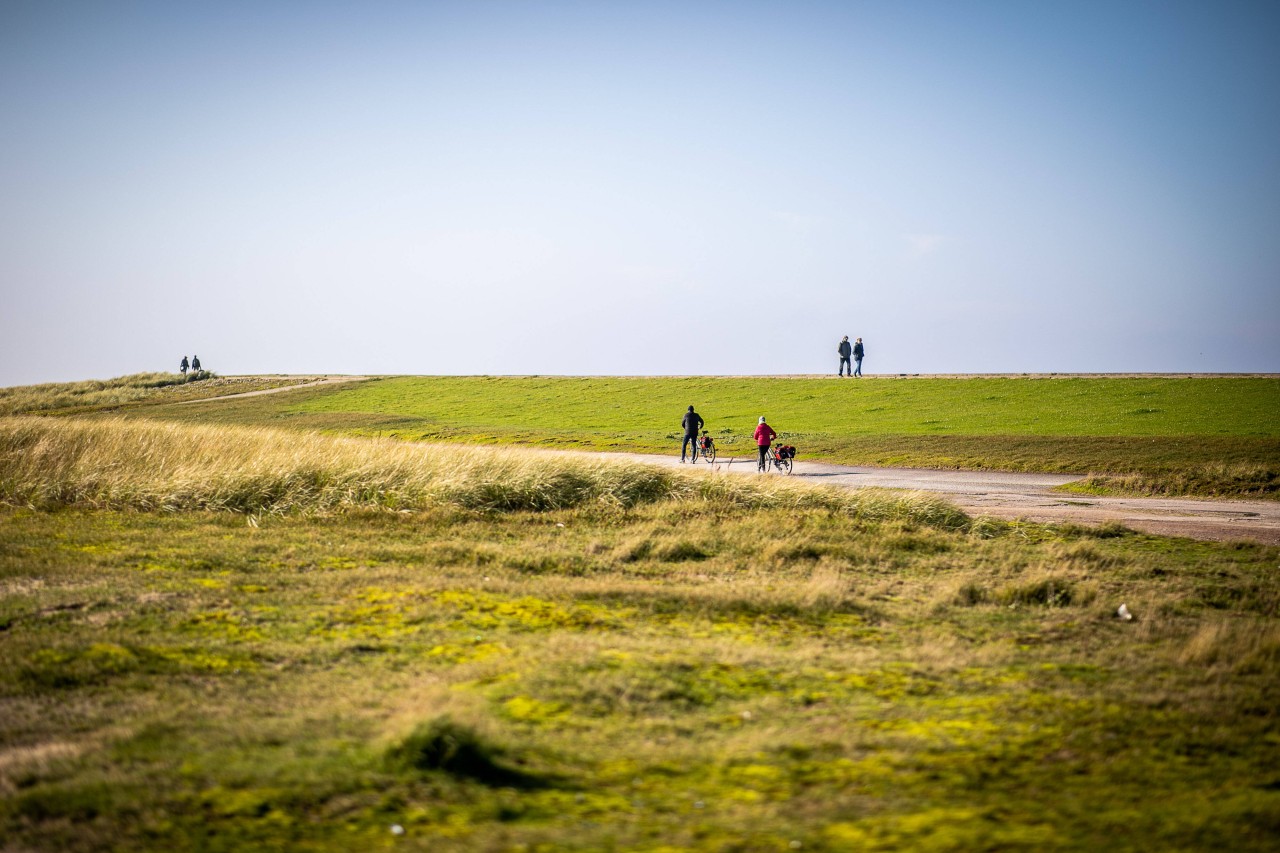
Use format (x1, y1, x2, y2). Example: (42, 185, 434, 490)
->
(2, 0, 1278, 385)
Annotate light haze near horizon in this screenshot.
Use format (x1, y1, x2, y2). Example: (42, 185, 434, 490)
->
(2, 1, 1278, 387)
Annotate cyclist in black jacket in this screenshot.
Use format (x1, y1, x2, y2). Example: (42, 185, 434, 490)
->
(681, 406, 705, 463)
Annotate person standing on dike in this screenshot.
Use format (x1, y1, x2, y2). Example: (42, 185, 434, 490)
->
(838, 336, 852, 376)
(681, 405, 705, 463)
(754, 416, 777, 473)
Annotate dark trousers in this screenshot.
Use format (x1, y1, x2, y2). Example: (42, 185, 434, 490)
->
(839, 356, 851, 375)
(682, 435, 698, 461)
(758, 445, 770, 471)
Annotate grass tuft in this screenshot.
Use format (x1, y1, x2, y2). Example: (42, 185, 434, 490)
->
(995, 574, 1081, 607)
(385, 717, 546, 788)
(1180, 619, 1280, 675)
(952, 581, 992, 606)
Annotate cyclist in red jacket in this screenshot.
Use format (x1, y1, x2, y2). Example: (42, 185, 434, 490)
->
(754, 416, 777, 472)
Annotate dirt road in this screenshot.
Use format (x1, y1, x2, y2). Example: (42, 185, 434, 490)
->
(619, 452, 1280, 545)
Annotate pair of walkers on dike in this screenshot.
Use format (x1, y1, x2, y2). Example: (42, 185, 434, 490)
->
(838, 336, 864, 377)
(680, 405, 780, 473)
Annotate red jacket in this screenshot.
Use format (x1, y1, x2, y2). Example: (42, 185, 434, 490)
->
(754, 423, 777, 447)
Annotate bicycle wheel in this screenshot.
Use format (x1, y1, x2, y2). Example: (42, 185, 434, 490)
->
(704, 444, 716, 464)
(778, 456, 793, 474)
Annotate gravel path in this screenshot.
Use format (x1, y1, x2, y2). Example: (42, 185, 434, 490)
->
(618, 452, 1280, 545)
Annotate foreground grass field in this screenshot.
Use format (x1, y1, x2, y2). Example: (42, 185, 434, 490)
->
(2, 417, 1278, 850)
(130, 375, 1280, 498)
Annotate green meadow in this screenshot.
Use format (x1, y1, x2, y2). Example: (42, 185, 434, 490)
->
(137, 375, 1280, 498)
(3, 505, 1278, 852)
(1, 376, 1278, 850)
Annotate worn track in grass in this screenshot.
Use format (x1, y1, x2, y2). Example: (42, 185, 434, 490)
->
(173, 374, 369, 403)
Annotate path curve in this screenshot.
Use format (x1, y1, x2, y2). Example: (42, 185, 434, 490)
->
(611, 452, 1280, 546)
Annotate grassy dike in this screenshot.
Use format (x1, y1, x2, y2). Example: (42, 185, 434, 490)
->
(134, 375, 1280, 499)
(2, 416, 1279, 850)
(0, 373, 311, 417)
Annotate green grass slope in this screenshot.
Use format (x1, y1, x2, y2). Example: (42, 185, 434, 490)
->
(136, 375, 1280, 498)
(291, 375, 1278, 439)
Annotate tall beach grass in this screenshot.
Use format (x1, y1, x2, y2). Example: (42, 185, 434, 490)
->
(0, 417, 970, 528)
(0, 373, 193, 415)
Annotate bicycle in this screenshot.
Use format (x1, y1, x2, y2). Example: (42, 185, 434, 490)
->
(767, 444, 795, 474)
(697, 433, 716, 464)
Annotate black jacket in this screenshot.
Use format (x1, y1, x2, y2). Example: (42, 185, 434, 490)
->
(838, 340, 852, 358)
(853, 341, 864, 359)
(682, 411, 704, 437)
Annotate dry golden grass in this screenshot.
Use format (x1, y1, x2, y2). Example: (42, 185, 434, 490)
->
(0, 741, 85, 797)
(1180, 618, 1280, 673)
(0, 416, 970, 528)
(0, 373, 190, 415)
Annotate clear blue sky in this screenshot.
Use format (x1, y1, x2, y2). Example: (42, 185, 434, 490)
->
(2, 0, 1278, 385)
